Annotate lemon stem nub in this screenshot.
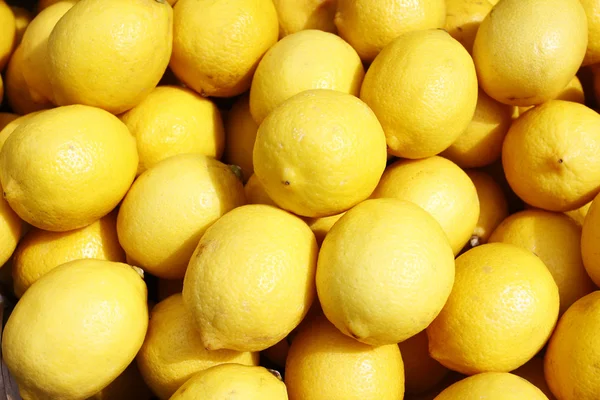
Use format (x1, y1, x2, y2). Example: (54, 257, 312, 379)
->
(228, 165, 244, 182)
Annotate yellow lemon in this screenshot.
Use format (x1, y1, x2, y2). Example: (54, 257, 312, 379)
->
(273, 0, 337, 38)
(0, 186, 22, 267)
(372, 156, 480, 255)
(473, 0, 587, 106)
(441, 89, 514, 168)
(244, 173, 277, 206)
(249, 29, 364, 124)
(285, 314, 404, 400)
(3, 259, 148, 400)
(223, 95, 258, 183)
(334, 0, 446, 62)
(489, 209, 596, 315)
(302, 212, 345, 246)
(444, 0, 494, 54)
(512, 356, 556, 400)
(170, 0, 278, 98)
(502, 100, 600, 212)
(0, 105, 138, 232)
(117, 154, 245, 279)
(581, 0, 600, 65)
(253, 89, 387, 218)
(0, 110, 44, 150)
(0, 0, 15, 71)
(581, 193, 600, 286)
(360, 29, 478, 159)
(137, 294, 258, 399)
(183, 204, 318, 352)
(10, 6, 32, 45)
(427, 243, 559, 374)
(399, 330, 449, 395)
(565, 200, 592, 226)
(545, 291, 600, 400)
(12, 212, 126, 298)
(90, 362, 153, 400)
(47, 0, 173, 114)
(317, 198, 455, 345)
(120, 85, 225, 175)
(465, 169, 509, 246)
(434, 372, 549, 400)
(170, 364, 288, 400)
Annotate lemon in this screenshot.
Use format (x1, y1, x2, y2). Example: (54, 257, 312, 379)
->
(434, 372, 550, 400)
(473, 0, 587, 106)
(334, 0, 446, 62)
(90, 362, 153, 400)
(372, 156, 480, 255)
(0, 105, 138, 232)
(223, 95, 258, 183)
(317, 198, 455, 345)
(502, 100, 600, 212)
(512, 356, 556, 400)
(516, 75, 586, 116)
(427, 243, 559, 374)
(565, 200, 592, 226)
(399, 330, 449, 395)
(302, 212, 345, 246)
(249, 30, 364, 124)
(581, 193, 600, 286)
(3, 259, 148, 400)
(466, 169, 509, 245)
(581, 0, 600, 65)
(545, 291, 600, 399)
(170, 364, 288, 400)
(360, 29, 478, 159)
(441, 89, 514, 168)
(0, 0, 15, 71)
(244, 174, 277, 206)
(0, 186, 22, 267)
(285, 314, 404, 400)
(253, 89, 387, 218)
(273, 0, 337, 38)
(170, 0, 278, 98)
(20, 1, 76, 104)
(137, 294, 258, 399)
(4, 45, 53, 115)
(12, 211, 126, 298)
(489, 209, 596, 315)
(117, 154, 245, 279)
(444, 0, 494, 54)
(47, 0, 173, 114)
(183, 204, 318, 352)
(10, 6, 32, 45)
(120, 85, 225, 175)
(0, 111, 44, 151)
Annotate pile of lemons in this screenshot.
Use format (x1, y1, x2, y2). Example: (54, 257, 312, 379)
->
(2, 0, 600, 399)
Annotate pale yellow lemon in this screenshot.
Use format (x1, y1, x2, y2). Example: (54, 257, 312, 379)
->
(317, 198, 455, 345)
(244, 173, 277, 206)
(10, 6, 32, 44)
(170, 364, 288, 400)
(581, 0, 600, 65)
(0, 0, 15, 71)
(3, 259, 148, 400)
(120, 85, 225, 175)
(489, 209, 596, 315)
(566, 201, 592, 226)
(502, 100, 600, 212)
(47, 0, 173, 114)
(117, 154, 245, 279)
(183, 204, 318, 352)
(285, 314, 404, 400)
(0, 105, 138, 232)
(465, 169, 509, 246)
(372, 156, 480, 255)
(360, 29, 478, 159)
(12, 212, 126, 298)
(0, 111, 44, 151)
(223, 95, 258, 183)
(334, 0, 446, 62)
(399, 330, 449, 395)
(0, 185, 22, 267)
(545, 291, 600, 400)
(473, 0, 587, 106)
(303, 212, 345, 246)
(249, 30, 364, 124)
(273, 0, 337, 38)
(137, 294, 258, 400)
(512, 356, 556, 400)
(89, 362, 153, 400)
(434, 372, 549, 400)
(444, 0, 494, 54)
(253, 89, 387, 218)
(427, 243, 559, 374)
(170, 0, 278, 98)
(441, 89, 514, 168)
(581, 193, 600, 286)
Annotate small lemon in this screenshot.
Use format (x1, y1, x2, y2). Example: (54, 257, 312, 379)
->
(434, 372, 550, 400)
(317, 198, 455, 345)
(273, 0, 337, 38)
(120, 85, 225, 175)
(581, 193, 600, 286)
(0, 105, 138, 232)
(250, 30, 364, 124)
(253, 89, 387, 218)
(117, 154, 246, 279)
(399, 330, 449, 395)
(170, 0, 278, 98)
(427, 243, 559, 374)
(444, 0, 494, 54)
(137, 294, 258, 399)
(183, 204, 318, 352)
(0, 0, 15, 71)
(223, 95, 258, 183)
(302, 212, 345, 246)
(360, 29, 478, 159)
(244, 174, 277, 207)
